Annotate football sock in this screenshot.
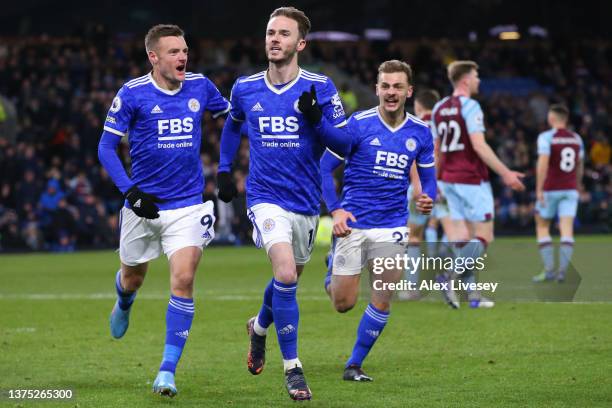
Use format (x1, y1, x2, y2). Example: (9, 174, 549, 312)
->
(159, 295, 194, 374)
(115, 270, 136, 311)
(324, 251, 333, 292)
(537, 237, 555, 273)
(346, 303, 389, 367)
(254, 278, 274, 336)
(271, 279, 300, 363)
(559, 238, 575, 275)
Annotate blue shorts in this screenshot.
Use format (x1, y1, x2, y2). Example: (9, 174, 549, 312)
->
(536, 190, 578, 219)
(438, 181, 494, 222)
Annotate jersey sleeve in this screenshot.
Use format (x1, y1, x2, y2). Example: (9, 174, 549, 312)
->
(416, 127, 436, 168)
(578, 134, 585, 159)
(318, 78, 347, 128)
(103, 86, 135, 137)
(228, 80, 245, 122)
(462, 99, 485, 135)
(537, 132, 552, 156)
(204, 78, 231, 118)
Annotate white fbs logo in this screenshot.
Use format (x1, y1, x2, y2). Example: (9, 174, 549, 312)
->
(158, 118, 194, 134)
(258, 116, 299, 133)
(375, 151, 410, 169)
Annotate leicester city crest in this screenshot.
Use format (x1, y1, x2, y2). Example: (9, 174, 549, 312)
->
(188, 98, 200, 112)
(405, 138, 417, 152)
(262, 218, 276, 232)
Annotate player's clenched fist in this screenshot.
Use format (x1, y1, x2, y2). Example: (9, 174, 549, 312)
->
(331, 208, 356, 238)
(298, 85, 322, 125)
(217, 172, 238, 203)
(125, 185, 163, 219)
(415, 194, 434, 215)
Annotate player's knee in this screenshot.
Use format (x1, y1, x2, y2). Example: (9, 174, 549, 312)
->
(333, 298, 356, 313)
(274, 268, 298, 284)
(172, 271, 195, 291)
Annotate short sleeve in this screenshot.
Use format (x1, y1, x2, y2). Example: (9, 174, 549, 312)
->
(578, 134, 585, 159)
(103, 86, 135, 137)
(205, 78, 230, 118)
(462, 99, 485, 134)
(537, 132, 551, 156)
(318, 78, 347, 128)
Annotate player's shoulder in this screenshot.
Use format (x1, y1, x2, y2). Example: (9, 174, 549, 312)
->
(351, 107, 378, 122)
(184, 71, 207, 82)
(405, 113, 429, 129)
(123, 73, 153, 91)
(236, 70, 266, 85)
(538, 128, 556, 140)
(459, 95, 482, 113)
(299, 68, 329, 84)
(431, 96, 452, 116)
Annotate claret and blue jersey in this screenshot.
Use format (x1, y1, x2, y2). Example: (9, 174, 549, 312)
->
(103, 72, 230, 210)
(223, 68, 347, 216)
(322, 107, 436, 229)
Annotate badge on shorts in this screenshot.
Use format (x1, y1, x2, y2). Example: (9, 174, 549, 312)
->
(405, 138, 417, 152)
(188, 98, 200, 112)
(262, 218, 275, 232)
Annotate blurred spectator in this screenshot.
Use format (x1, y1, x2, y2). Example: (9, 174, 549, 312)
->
(590, 134, 610, 167)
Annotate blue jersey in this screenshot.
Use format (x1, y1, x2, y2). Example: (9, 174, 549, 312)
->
(103, 72, 230, 210)
(228, 68, 347, 215)
(336, 107, 435, 229)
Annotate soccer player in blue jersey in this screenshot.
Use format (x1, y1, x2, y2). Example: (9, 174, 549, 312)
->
(321, 60, 436, 381)
(215, 7, 350, 401)
(97, 24, 229, 397)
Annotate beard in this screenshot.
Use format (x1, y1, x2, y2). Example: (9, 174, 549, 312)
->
(267, 42, 298, 64)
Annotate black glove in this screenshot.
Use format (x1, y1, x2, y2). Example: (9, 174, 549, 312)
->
(298, 85, 322, 125)
(125, 185, 163, 219)
(217, 172, 237, 203)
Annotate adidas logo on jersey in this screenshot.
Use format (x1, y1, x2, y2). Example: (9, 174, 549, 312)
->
(279, 324, 296, 335)
(133, 199, 142, 208)
(151, 105, 163, 114)
(369, 138, 381, 146)
(251, 102, 264, 112)
(175, 330, 189, 339)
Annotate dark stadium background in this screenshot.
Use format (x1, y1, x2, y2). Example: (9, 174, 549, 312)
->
(0, 0, 610, 252)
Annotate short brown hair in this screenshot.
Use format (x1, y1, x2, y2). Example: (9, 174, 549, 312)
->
(145, 24, 185, 52)
(447, 60, 479, 84)
(415, 89, 441, 110)
(549, 104, 569, 120)
(377, 60, 413, 84)
(269, 7, 311, 39)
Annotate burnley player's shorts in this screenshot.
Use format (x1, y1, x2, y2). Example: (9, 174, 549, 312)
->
(331, 227, 408, 276)
(119, 201, 216, 266)
(536, 189, 579, 219)
(408, 195, 450, 227)
(439, 181, 494, 222)
(247, 203, 319, 265)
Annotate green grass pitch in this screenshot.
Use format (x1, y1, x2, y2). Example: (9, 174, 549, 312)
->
(1, 236, 611, 407)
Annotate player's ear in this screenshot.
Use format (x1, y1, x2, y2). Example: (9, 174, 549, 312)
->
(148, 50, 158, 65)
(406, 85, 414, 98)
(297, 38, 306, 52)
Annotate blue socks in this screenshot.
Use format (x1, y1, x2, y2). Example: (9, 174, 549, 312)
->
(115, 270, 136, 310)
(159, 295, 194, 374)
(347, 303, 389, 368)
(254, 279, 274, 335)
(272, 279, 299, 361)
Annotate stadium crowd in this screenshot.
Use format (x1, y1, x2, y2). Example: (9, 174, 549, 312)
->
(0, 33, 610, 251)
